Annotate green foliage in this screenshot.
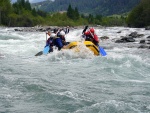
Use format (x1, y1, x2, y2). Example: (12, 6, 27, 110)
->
(0, 0, 48, 26)
(74, 7, 80, 20)
(81, 14, 103, 25)
(0, 0, 12, 25)
(0, 0, 133, 27)
(102, 16, 126, 26)
(45, 12, 87, 26)
(33, 0, 140, 16)
(8, 13, 20, 26)
(127, 0, 150, 27)
(37, 9, 47, 17)
(12, 0, 30, 14)
(67, 4, 72, 19)
(87, 14, 94, 24)
(67, 4, 79, 20)
(25, 0, 32, 10)
(32, 8, 37, 16)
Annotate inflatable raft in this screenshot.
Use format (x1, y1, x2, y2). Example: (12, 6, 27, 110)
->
(35, 41, 102, 56)
(65, 41, 99, 56)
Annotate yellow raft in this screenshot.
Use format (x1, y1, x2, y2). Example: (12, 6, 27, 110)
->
(65, 41, 99, 56)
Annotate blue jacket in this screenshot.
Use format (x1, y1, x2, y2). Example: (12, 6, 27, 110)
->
(53, 38, 63, 50)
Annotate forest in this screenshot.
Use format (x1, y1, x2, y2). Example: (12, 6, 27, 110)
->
(126, 0, 150, 28)
(0, 0, 149, 28)
(33, 0, 140, 16)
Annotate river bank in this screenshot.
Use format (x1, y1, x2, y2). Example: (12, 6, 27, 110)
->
(1, 26, 150, 49)
(13, 26, 150, 49)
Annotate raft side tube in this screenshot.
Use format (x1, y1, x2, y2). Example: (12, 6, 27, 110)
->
(66, 41, 99, 56)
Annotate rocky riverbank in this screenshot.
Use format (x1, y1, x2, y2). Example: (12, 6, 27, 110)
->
(13, 25, 83, 32)
(113, 31, 150, 49)
(13, 26, 150, 49)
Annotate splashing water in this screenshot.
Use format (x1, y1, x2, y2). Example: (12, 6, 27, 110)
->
(0, 27, 150, 113)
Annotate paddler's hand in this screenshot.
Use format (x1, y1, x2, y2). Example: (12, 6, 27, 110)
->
(46, 31, 51, 36)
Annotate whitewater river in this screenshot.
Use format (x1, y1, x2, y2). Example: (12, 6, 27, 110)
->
(0, 27, 150, 113)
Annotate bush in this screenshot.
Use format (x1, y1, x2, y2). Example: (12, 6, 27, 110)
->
(127, 0, 150, 27)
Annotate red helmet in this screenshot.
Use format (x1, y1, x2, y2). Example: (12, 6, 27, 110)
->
(90, 28, 95, 34)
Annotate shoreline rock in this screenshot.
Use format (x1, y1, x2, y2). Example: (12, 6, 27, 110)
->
(8, 26, 150, 49)
(12, 25, 106, 32)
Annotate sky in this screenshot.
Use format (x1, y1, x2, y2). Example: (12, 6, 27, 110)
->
(11, 0, 47, 3)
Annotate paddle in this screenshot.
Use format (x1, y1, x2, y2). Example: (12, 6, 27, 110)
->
(35, 32, 50, 56)
(87, 27, 107, 56)
(35, 51, 43, 56)
(98, 46, 107, 56)
(82, 25, 88, 34)
(43, 45, 50, 55)
(43, 32, 50, 55)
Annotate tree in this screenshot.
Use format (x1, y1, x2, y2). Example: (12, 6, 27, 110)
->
(127, 0, 150, 27)
(74, 7, 79, 20)
(88, 14, 94, 24)
(37, 10, 47, 17)
(67, 4, 80, 20)
(32, 8, 37, 16)
(25, 0, 31, 10)
(67, 4, 73, 19)
(0, 0, 12, 25)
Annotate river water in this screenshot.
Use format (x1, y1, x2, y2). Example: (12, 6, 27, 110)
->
(0, 27, 150, 113)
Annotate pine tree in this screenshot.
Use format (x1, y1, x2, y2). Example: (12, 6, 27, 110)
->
(74, 7, 79, 20)
(25, 0, 31, 11)
(88, 14, 94, 24)
(67, 4, 73, 19)
(67, 4, 80, 20)
(32, 8, 37, 16)
(0, 0, 12, 25)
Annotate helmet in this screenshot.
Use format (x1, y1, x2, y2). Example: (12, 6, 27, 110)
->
(60, 31, 65, 36)
(90, 28, 95, 34)
(50, 33, 56, 38)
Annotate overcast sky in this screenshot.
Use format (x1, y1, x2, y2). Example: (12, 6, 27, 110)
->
(11, 0, 47, 3)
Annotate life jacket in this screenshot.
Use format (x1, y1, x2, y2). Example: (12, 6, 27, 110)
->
(93, 34, 99, 42)
(84, 31, 99, 43)
(53, 38, 63, 50)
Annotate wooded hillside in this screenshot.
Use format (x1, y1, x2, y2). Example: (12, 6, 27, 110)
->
(32, 0, 140, 16)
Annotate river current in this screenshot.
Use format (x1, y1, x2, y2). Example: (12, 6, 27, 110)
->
(0, 27, 150, 113)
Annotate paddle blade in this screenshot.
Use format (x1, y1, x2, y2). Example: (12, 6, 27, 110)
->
(35, 51, 43, 56)
(43, 46, 50, 55)
(99, 46, 107, 56)
(82, 25, 88, 34)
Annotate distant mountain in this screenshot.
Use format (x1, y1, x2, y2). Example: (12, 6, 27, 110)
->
(32, 0, 140, 16)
